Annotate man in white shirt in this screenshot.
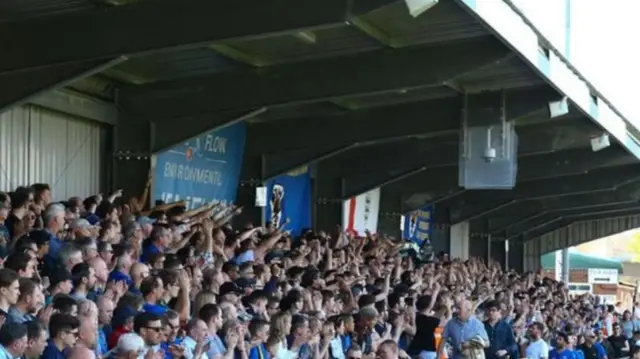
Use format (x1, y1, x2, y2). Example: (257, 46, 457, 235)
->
(525, 322, 549, 359)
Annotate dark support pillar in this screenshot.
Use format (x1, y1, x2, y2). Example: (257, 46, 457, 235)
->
(491, 239, 507, 268)
(378, 192, 402, 239)
(507, 240, 524, 272)
(112, 110, 152, 206)
(469, 221, 489, 259)
(234, 153, 263, 227)
(315, 163, 343, 231)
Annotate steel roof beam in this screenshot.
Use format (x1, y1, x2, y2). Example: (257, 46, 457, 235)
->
(349, 145, 635, 201)
(119, 37, 513, 119)
(442, 164, 640, 222)
(0, 58, 123, 113)
(257, 86, 559, 178)
(0, 0, 398, 74)
(498, 203, 640, 240)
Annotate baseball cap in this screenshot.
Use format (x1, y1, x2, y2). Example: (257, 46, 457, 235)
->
(235, 277, 257, 290)
(113, 305, 140, 327)
(219, 282, 243, 296)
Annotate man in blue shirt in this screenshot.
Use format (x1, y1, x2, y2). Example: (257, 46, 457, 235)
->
(141, 275, 168, 316)
(41, 313, 80, 359)
(550, 333, 577, 359)
(484, 300, 518, 359)
(440, 300, 489, 359)
(41, 204, 67, 276)
(248, 318, 271, 359)
(141, 226, 171, 264)
(0, 322, 28, 359)
(579, 331, 607, 359)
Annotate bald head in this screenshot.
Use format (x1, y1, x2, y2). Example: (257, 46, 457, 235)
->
(88, 257, 108, 284)
(130, 262, 149, 283)
(457, 299, 473, 320)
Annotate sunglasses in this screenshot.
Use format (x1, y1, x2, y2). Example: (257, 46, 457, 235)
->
(66, 330, 80, 338)
(145, 326, 163, 332)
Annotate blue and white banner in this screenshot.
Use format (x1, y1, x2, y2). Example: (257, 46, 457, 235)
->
(403, 205, 433, 244)
(153, 123, 246, 210)
(265, 166, 312, 237)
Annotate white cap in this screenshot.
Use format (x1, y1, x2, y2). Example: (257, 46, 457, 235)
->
(117, 333, 145, 354)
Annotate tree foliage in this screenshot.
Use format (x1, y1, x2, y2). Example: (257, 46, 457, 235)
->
(627, 232, 640, 262)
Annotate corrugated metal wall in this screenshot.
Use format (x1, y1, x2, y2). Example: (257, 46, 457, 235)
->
(522, 214, 640, 271)
(523, 227, 569, 272)
(570, 215, 640, 241)
(0, 105, 106, 200)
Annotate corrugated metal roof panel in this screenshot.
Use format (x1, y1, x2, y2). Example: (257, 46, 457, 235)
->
(252, 103, 346, 123)
(218, 25, 382, 66)
(345, 86, 457, 109)
(359, 0, 487, 46)
(457, 56, 545, 91)
(105, 48, 244, 84)
(0, 0, 95, 22)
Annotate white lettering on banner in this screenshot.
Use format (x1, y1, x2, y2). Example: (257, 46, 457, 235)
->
(161, 192, 230, 210)
(163, 162, 224, 186)
(204, 135, 227, 154)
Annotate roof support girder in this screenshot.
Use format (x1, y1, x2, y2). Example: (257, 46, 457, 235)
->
(119, 37, 513, 119)
(347, 146, 635, 201)
(0, 0, 397, 73)
(444, 164, 640, 222)
(500, 203, 640, 240)
(0, 58, 124, 113)
(259, 86, 560, 178)
(516, 206, 640, 242)
(484, 180, 640, 239)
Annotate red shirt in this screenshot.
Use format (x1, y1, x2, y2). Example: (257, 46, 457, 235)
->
(108, 325, 131, 349)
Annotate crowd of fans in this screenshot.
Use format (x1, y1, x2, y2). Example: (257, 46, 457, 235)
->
(0, 183, 637, 359)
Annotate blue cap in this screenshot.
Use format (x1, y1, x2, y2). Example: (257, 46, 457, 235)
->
(84, 213, 101, 226)
(112, 305, 140, 327)
(143, 303, 168, 316)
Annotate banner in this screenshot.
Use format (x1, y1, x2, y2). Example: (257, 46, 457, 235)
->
(153, 123, 246, 210)
(403, 205, 433, 244)
(342, 188, 380, 235)
(264, 166, 311, 237)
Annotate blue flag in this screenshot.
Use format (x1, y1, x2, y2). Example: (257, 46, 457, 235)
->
(153, 123, 246, 209)
(403, 205, 433, 245)
(265, 166, 312, 237)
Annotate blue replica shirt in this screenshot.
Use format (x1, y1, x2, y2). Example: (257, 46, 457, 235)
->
(550, 348, 578, 359)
